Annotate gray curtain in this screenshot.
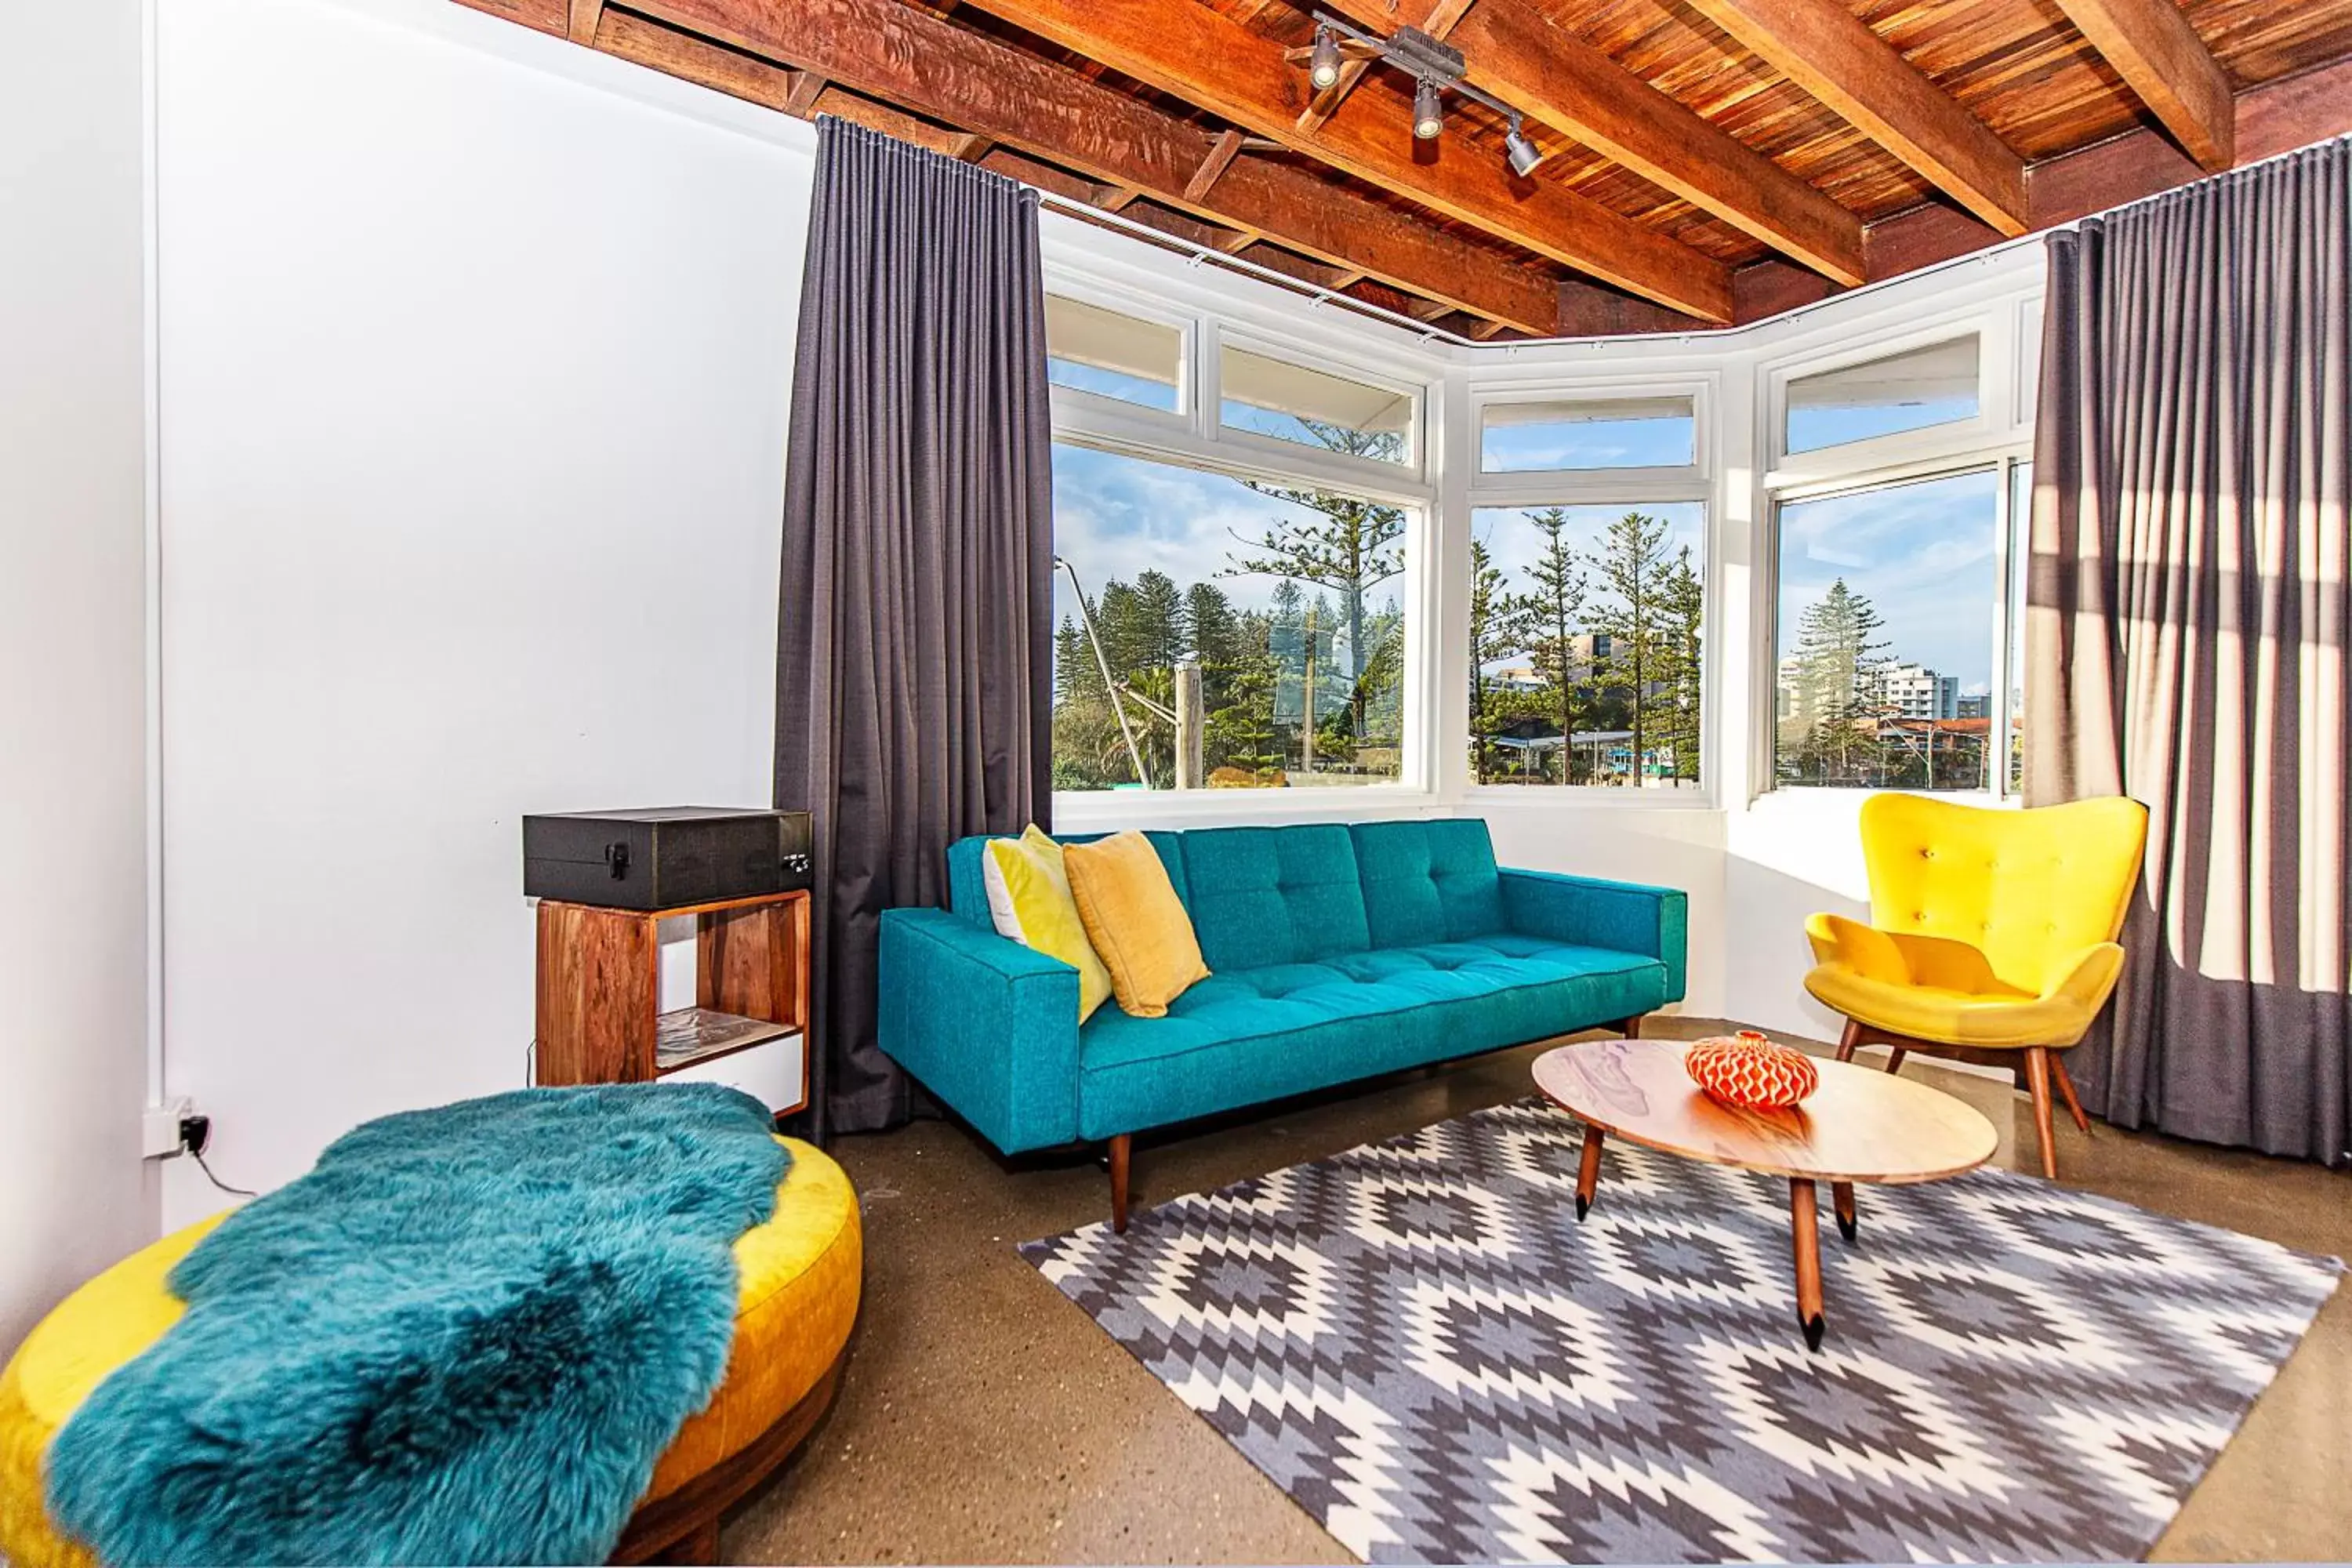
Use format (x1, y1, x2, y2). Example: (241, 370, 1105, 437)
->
(775, 118, 1055, 1140)
(2027, 137, 2350, 1164)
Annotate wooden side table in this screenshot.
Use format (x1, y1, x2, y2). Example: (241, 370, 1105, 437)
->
(1534, 1036, 1997, 1351)
(534, 887, 810, 1115)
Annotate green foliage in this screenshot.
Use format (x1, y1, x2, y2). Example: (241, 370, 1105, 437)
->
(1780, 577, 1889, 786)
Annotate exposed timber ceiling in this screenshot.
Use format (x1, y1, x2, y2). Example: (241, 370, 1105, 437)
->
(461, 0, 2352, 339)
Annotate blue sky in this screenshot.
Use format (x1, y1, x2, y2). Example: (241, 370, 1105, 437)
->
(1480, 413, 1694, 473)
(1049, 441, 1400, 626)
(1775, 467, 1998, 691)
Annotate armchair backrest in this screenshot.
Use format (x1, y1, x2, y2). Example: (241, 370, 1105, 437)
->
(1858, 793, 2149, 994)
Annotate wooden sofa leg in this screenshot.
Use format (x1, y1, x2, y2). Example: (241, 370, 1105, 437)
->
(1614, 1014, 1644, 1040)
(2022, 1047, 2060, 1181)
(1109, 1134, 1131, 1234)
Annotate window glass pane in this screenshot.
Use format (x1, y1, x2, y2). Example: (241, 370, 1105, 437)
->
(1786, 336, 1979, 456)
(1051, 441, 1410, 791)
(1045, 296, 1181, 412)
(1479, 396, 1696, 473)
(1774, 469, 1998, 789)
(1468, 503, 1704, 789)
(1219, 345, 1413, 464)
(2007, 459, 2031, 793)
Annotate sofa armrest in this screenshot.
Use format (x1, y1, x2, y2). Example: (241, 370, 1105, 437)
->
(1499, 869, 1688, 1004)
(877, 909, 1081, 1154)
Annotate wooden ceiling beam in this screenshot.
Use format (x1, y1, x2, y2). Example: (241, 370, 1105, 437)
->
(1185, 129, 1247, 203)
(630, 0, 1565, 332)
(1318, 0, 1863, 285)
(598, 8, 793, 107)
(566, 0, 603, 45)
(2049, 0, 2234, 172)
(942, 0, 1734, 321)
(1679, 0, 2029, 238)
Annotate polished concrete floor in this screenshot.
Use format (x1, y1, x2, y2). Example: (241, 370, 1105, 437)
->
(728, 1018, 2352, 1564)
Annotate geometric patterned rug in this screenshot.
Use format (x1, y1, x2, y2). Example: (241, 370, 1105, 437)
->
(1020, 1099, 2343, 1563)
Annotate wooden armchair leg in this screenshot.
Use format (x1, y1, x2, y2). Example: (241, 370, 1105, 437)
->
(2051, 1055, 2092, 1134)
(1109, 1134, 1131, 1234)
(1835, 1018, 1866, 1063)
(1883, 1047, 1907, 1075)
(2021, 1047, 2060, 1180)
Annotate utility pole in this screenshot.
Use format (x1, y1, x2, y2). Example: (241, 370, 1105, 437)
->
(1173, 662, 1203, 790)
(1301, 604, 1316, 779)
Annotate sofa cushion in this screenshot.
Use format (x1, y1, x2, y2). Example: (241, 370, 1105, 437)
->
(1065, 830, 1211, 1018)
(1073, 935, 1668, 1139)
(948, 829, 1189, 927)
(1178, 824, 1371, 972)
(1349, 819, 1508, 947)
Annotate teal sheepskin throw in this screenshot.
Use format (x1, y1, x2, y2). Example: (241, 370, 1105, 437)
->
(46, 1083, 789, 1567)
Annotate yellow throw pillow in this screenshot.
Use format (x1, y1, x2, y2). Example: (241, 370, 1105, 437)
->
(1062, 831, 1210, 1018)
(982, 827, 1114, 1024)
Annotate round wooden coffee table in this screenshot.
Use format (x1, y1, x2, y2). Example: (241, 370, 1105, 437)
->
(1534, 1036, 1998, 1351)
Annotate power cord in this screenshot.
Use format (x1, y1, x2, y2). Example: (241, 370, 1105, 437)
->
(180, 1114, 258, 1198)
(192, 1146, 257, 1199)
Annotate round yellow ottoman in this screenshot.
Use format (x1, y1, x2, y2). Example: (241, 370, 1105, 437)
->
(0, 1137, 859, 1568)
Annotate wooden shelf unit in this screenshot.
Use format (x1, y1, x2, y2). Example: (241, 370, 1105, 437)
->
(534, 887, 811, 1112)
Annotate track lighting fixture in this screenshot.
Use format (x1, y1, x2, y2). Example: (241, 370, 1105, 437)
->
(1412, 77, 1445, 140)
(1308, 25, 1342, 92)
(1298, 12, 1535, 179)
(1504, 114, 1542, 176)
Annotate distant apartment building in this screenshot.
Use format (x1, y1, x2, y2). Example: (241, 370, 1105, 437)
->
(1957, 692, 1990, 720)
(1871, 662, 1960, 720)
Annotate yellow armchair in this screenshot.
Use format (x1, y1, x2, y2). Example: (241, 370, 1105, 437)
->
(1803, 793, 2149, 1179)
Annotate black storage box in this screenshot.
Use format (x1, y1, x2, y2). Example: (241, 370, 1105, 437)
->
(524, 807, 812, 911)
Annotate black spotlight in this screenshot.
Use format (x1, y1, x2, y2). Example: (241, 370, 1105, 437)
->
(1309, 25, 1342, 91)
(1504, 116, 1541, 176)
(1412, 76, 1444, 140)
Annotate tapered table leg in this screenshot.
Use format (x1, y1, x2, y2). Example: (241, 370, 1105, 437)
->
(1790, 1178, 1826, 1352)
(1575, 1123, 1605, 1221)
(1831, 1181, 1857, 1243)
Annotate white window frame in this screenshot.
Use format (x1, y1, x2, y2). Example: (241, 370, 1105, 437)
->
(1042, 263, 1446, 827)
(1759, 445, 2034, 805)
(1765, 324, 2001, 487)
(1041, 273, 1195, 436)
(1211, 326, 1429, 488)
(1469, 385, 1707, 488)
(1750, 292, 2044, 807)
(1461, 372, 1720, 808)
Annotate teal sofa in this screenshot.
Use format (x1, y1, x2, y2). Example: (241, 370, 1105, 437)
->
(876, 818, 1686, 1228)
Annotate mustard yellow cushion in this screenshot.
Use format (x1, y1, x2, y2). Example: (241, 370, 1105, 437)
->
(1062, 830, 1210, 1018)
(0, 1138, 859, 1568)
(982, 826, 1113, 1023)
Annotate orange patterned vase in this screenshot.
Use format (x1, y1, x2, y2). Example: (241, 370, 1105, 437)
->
(1685, 1029, 1820, 1109)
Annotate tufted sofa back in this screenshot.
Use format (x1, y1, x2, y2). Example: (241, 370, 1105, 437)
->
(1858, 793, 2148, 994)
(942, 818, 1509, 971)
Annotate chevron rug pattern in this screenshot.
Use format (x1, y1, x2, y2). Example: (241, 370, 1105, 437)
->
(1020, 1098, 2341, 1563)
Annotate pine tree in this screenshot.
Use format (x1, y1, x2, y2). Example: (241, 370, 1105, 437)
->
(1225, 422, 1407, 744)
(1468, 535, 1531, 784)
(1653, 546, 1704, 786)
(1129, 569, 1186, 675)
(1053, 615, 1091, 704)
(1785, 578, 1890, 784)
(1508, 507, 1588, 783)
(1586, 511, 1675, 786)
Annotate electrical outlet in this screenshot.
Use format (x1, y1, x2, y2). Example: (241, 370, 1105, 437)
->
(143, 1097, 195, 1160)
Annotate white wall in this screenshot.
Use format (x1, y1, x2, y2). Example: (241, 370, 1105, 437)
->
(0, 0, 157, 1345)
(155, 0, 813, 1227)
